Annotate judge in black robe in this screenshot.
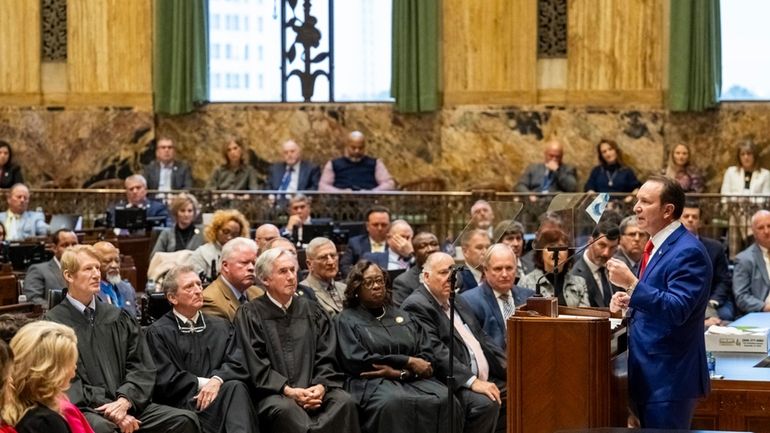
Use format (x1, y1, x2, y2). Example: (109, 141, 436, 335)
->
(45, 245, 199, 433)
(147, 311, 259, 433)
(235, 247, 360, 433)
(336, 260, 462, 433)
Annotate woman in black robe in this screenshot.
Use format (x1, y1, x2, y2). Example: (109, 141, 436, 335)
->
(336, 260, 462, 433)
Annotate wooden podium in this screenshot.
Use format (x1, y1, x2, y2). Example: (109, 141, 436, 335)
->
(507, 297, 626, 433)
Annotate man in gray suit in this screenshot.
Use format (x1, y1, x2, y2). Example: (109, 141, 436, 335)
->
(514, 138, 578, 198)
(300, 237, 346, 315)
(733, 210, 770, 315)
(23, 229, 78, 305)
(0, 183, 48, 240)
(142, 137, 193, 191)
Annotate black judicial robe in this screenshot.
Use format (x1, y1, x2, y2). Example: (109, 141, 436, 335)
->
(146, 311, 259, 433)
(46, 299, 199, 433)
(336, 305, 463, 433)
(234, 295, 360, 433)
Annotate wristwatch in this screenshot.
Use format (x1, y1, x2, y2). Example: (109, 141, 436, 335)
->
(399, 369, 409, 381)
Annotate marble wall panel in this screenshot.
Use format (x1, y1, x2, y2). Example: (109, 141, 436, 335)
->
(0, 103, 766, 192)
(0, 107, 153, 187)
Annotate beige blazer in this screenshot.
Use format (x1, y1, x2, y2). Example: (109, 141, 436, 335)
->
(201, 275, 264, 322)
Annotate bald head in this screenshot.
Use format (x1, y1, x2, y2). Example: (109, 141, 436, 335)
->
(387, 219, 414, 257)
(92, 241, 120, 283)
(544, 139, 564, 166)
(255, 224, 280, 253)
(752, 210, 770, 249)
(422, 252, 455, 304)
(345, 131, 366, 162)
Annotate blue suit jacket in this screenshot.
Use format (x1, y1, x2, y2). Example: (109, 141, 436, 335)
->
(340, 234, 389, 276)
(458, 268, 479, 293)
(266, 161, 321, 191)
(460, 282, 534, 350)
(628, 224, 711, 405)
(0, 211, 49, 240)
(98, 280, 138, 318)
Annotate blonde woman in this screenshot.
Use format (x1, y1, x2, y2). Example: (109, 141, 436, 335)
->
(150, 193, 205, 258)
(663, 143, 704, 193)
(0, 339, 15, 433)
(2, 321, 78, 433)
(188, 209, 250, 280)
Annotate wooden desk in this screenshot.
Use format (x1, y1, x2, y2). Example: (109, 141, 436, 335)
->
(557, 428, 751, 433)
(691, 313, 770, 432)
(507, 304, 626, 433)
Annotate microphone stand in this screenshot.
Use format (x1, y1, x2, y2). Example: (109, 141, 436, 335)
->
(534, 229, 619, 302)
(447, 264, 464, 433)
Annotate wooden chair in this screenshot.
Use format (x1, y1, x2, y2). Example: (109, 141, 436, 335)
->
(0, 263, 18, 306)
(120, 254, 139, 291)
(0, 303, 43, 318)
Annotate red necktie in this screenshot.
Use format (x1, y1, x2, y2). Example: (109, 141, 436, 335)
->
(638, 240, 654, 278)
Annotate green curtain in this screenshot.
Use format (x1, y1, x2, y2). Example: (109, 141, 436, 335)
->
(154, 0, 209, 115)
(391, 0, 440, 113)
(668, 0, 721, 111)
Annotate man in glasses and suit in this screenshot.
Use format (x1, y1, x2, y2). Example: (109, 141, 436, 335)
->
(146, 264, 259, 433)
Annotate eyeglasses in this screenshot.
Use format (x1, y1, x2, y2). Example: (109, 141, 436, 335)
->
(362, 276, 385, 289)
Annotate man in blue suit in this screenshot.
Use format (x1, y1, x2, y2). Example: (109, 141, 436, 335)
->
(607, 175, 712, 429)
(339, 205, 390, 276)
(93, 241, 138, 317)
(461, 244, 534, 350)
(266, 139, 321, 191)
(0, 183, 49, 240)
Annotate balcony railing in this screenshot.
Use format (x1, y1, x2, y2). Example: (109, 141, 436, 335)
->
(10, 189, 769, 258)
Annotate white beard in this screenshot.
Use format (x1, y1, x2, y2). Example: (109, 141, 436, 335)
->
(106, 274, 122, 286)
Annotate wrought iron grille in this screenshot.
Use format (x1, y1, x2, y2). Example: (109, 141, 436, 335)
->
(281, 0, 334, 102)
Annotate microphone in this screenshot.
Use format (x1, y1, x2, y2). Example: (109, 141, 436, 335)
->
(534, 226, 620, 297)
